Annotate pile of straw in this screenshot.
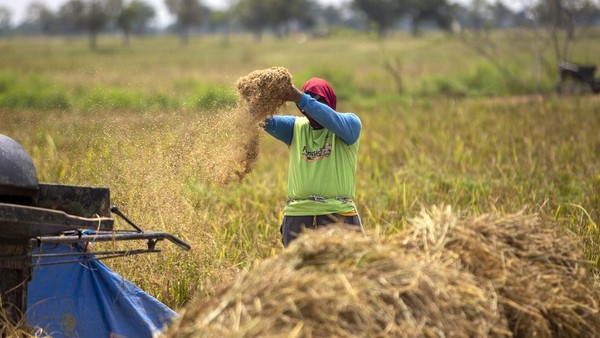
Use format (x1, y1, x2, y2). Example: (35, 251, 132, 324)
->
(163, 227, 509, 337)
(398, 206, 600, 337)
(162, 208, 600, 337)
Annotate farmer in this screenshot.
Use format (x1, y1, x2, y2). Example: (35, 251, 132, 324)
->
(263, 77, 363, 246)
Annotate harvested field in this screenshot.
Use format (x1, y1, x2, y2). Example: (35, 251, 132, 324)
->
(162, 208, 600, 338)
(2, 33, 600, 338)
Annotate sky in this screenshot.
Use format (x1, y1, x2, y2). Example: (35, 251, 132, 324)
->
(0, 0, 348, 27)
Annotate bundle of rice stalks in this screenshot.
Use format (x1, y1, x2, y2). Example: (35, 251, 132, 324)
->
(398, 206, 600, 337)
(162, 227, 509, 338)
(235, 67, 293, 120)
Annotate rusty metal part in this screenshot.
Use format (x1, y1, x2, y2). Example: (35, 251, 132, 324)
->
(38, 184, 111, 218)
(0, 239, 32, 327)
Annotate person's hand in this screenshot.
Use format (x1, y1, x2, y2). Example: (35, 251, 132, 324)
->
(283, 84, 303, 103)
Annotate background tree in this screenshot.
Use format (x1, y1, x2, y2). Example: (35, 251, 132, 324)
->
(529, 0, 600, 61)
(165, 0, 206, 45)
(24, 2, 60, 35)
(235, 0, 270, 40)
(206, 0, 237, 46)
(457, 0, 528, 92)
(59, 0, 122, 50)
(490, 0, 518, 28)
(117, 0, 155, 46)
(58, 0, 86, 35)
(470, 0, 490, 30)
(407, 0, 454, 36)
(352, 0, 405, 37)
(267, 0, 315, 38)
(235, 0, 314, 40)
(320, 4, 347, 27)
(294, 0, 319, 35)
(209, 9, 232, 45)
(0, 6, 11, 35)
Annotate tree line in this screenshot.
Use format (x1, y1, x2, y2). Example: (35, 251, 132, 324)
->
(0, 0, 598, 49)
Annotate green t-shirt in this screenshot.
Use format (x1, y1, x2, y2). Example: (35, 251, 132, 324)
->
(284, 117, 359, 216)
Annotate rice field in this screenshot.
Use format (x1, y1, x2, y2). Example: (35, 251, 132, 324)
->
(1, 31, 599, 329)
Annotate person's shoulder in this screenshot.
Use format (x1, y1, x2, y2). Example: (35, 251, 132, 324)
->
(295, 116, 310, 125)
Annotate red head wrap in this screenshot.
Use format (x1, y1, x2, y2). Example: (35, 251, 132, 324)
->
(301, 77, 337, 110)
(298, 78, 337, 128)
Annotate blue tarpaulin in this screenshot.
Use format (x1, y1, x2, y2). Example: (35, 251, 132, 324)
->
(26, 243, 177, 338)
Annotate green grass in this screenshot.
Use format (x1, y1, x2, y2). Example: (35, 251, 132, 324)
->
(0, 32, 599, 310)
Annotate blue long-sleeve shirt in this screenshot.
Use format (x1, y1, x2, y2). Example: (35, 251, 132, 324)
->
(263, 93, 361, 145)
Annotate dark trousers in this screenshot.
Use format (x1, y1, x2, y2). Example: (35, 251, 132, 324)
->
(280, 214, 363, 247)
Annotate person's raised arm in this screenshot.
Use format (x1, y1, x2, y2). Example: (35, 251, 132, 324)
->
(283, 86, 361, 145)
(298, 95, 361, 144)
(263, 115, 296, 145)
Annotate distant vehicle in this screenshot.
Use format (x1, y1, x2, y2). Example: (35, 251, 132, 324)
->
(557, 60, 600, 94)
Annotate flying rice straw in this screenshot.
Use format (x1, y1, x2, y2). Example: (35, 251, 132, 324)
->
(189, 67, 293, 185)
(196, 66, 293, 184)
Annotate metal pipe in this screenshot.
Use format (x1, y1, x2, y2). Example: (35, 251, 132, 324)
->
(109, 205, 144, 233)
(34, 231, 191, 251)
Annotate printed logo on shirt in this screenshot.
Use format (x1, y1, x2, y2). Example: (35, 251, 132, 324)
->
(301, 143, 332, 162)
